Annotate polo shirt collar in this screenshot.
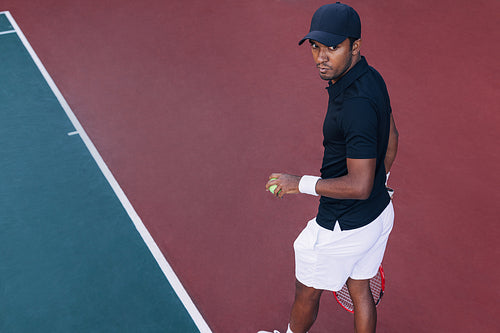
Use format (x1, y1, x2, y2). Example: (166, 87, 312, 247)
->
(327, 56, 369, 99)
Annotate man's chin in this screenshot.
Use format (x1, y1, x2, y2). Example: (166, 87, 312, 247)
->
(319, 73, 333, 81)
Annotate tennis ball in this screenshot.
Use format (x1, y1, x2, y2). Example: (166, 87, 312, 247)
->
(269, 178, 278, 194)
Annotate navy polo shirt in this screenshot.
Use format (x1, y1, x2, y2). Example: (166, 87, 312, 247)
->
(316, 57, 392, 231)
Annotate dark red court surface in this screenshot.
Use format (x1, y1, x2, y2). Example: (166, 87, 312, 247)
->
(4, 0, 498, 332)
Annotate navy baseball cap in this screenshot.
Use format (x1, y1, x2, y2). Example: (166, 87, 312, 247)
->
(298, 2, 361, 47)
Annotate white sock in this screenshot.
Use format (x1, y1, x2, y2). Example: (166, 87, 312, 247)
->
(286, 323, 307, 333)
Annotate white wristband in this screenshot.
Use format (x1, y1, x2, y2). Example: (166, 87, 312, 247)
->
(299, 175, 321, 196)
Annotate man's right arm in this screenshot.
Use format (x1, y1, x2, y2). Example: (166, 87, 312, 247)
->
(384, 113, 398, 173)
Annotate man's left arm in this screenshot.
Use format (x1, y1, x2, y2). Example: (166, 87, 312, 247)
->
(316, 158, 375, 199)
(266, 158, 375, 200)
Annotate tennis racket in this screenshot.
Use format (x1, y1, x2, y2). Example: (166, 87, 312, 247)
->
(333, 265, 385, 313)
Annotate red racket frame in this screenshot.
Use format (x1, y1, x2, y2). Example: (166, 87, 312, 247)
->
(333, 265, 385, 313)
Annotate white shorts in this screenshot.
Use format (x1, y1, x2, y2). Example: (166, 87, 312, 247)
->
(294, 202, 394, 292)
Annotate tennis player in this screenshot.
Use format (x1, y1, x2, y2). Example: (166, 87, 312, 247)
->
(260, 3, 399, 333)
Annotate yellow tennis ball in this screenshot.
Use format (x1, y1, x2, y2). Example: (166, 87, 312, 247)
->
(269, 178, 278, 194)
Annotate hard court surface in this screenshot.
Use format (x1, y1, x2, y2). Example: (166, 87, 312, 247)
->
(0, 1, 498, 332)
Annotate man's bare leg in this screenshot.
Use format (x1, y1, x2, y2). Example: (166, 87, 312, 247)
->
(289, 279, 323, 333)
(347, 278, 377, 333)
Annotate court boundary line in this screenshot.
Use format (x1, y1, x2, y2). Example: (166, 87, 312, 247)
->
(1, 11, 211, 333)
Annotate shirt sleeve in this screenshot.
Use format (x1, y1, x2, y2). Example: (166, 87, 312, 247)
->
(341, 97, 378, 159)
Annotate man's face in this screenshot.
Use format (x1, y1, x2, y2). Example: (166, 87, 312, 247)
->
(310, 38, 358, 82)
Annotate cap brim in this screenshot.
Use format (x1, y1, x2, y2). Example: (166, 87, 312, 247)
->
(298, 31, 347, 47)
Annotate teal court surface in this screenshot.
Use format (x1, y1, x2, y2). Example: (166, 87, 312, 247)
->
(0, 12, 211, 333)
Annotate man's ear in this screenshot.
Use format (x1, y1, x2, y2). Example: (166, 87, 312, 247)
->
(352, 39, 362, 55)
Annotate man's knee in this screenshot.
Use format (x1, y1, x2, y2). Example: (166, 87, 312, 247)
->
(346, 278, 373, 302)
(294, 279, 323, 302)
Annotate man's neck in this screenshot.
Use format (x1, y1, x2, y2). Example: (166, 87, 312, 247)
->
(330, 54, 362, 85)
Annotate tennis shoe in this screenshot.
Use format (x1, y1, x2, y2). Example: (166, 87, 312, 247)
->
(257, 331, 280, 333)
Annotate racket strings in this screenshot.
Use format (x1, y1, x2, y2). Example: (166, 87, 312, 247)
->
(334, 270, 383, 312)
(336, 285, 354, 312)
(370, 273, 383, 305)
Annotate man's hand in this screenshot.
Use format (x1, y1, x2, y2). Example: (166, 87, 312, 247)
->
(266, 173, 301, 198)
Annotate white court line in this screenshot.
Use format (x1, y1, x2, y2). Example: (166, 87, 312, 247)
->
(0, 30, 15, 35)
(2, 11, 212, 333)
(67, 131, 79, 136)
